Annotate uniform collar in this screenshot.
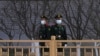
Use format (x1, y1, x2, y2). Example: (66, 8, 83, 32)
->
(41, 24, 48, 27)
(55, 24, 62, 26)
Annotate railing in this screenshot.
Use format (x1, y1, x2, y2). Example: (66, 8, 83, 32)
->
(0, 36, 100, 56)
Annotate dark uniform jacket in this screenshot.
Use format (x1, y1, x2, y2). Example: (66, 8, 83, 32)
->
(51, 24, 67, 46)
(39, 24, 51, 40)
(51, 24, 67, 40)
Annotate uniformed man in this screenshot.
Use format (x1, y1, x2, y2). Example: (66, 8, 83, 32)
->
(51, 14, 67, 52)
(39, 16, 51, 40)
(39, 15, 51, 56)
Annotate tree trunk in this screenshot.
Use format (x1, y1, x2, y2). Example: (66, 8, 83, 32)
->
(94, 42, 98, 56)
(77, 43, 81, 56)
(31, 38, 35, 53)
(35, 42, 40, 56)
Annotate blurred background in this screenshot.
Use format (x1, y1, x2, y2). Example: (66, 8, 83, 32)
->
(0, 0, 100, 41)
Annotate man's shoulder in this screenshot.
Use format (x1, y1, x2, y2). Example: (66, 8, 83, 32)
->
(49, 23, 55, 27)
(52, 24, 65, 26)
(60, 23, 65, 26)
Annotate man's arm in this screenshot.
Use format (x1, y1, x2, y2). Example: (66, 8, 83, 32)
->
(38, 26, 43, 40)
(62, 25, 67, 46)
(62, 26, 67, 40)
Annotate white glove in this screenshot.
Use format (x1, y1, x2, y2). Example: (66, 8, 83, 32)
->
(64, 44, 67, 47)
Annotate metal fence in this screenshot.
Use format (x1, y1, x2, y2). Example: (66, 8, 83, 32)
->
(0, 36, 100, 56)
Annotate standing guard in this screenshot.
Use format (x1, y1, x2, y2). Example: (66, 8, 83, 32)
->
(39, 15, 51, 56)
(51, 14, 67, 52)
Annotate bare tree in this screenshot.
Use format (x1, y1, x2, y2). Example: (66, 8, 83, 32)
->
(1, 0, 100, 43)
(60, 0, 94, 40)
(89, 0, 100, 39)
(0, 1, 62, 46)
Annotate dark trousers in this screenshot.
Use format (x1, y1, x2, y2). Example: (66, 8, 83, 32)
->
(39, 42, 45, 56)
(57, 42, 67, 52)
(39, 42, 49, 56)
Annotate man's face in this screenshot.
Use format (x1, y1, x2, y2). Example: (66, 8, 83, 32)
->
(55, 18, 62, 24)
